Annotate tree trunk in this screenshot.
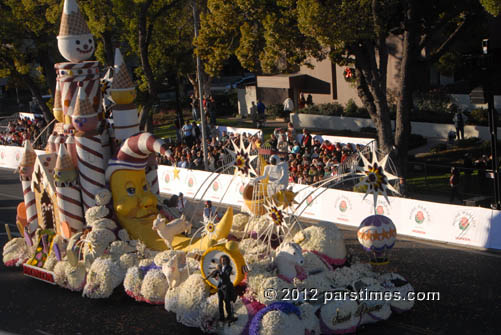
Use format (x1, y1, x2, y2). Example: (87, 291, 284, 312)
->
(353, 46, 393, 156)
(138, 1, 157, 132)
(38, 49, 56, 98)
(23, 74, 53, 123)
(395, 0, 419, 183)
(174, 73, 184, 125)
(102, 31, 115, 67)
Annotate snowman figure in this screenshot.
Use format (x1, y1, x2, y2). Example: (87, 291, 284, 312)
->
(57, 0, 95, 63)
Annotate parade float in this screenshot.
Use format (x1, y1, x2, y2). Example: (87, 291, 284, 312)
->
(2, 1, 415, 334)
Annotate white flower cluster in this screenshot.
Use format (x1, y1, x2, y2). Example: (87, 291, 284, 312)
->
(124, 250, 193, 305)
(231, 213, 249, 239)
(54, 260, 87, 291)
(239, 238, 268, 264)
(82, 257, 124, 299)
(294, 222, 346, 261)
(260, 310, 305, 335)
(164, 273, 212, 328)
(2, 237, 30, 267)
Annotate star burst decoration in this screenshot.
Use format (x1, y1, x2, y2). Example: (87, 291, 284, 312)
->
(228, 135, 258, 177)
(354, 152, 399, 205)
(202, 218, 218, 240)
(249, 197, 300, 255)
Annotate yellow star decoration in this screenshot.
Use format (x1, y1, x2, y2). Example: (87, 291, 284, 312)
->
(173, 167, 180, 180)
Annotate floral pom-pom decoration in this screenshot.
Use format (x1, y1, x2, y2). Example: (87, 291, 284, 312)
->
(249, 301, 301, 335)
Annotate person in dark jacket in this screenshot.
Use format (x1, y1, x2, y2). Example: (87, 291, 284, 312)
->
(209, 255, 237, 322)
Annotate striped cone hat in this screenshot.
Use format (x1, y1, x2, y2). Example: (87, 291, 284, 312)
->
(105, 132, 172, 181)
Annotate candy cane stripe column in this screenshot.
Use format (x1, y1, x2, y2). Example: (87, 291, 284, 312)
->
(75, 131, 106, 210)
(146, 154, 159, 195)
(18, 141, 38, 233)
(54, 144, 84, 237)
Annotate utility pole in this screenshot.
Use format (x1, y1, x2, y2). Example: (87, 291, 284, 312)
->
(480, 39, 500, 209)
(192, 0, 208, 171)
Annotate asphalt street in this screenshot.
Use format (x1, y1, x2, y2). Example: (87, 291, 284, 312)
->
(1, 167, 501, 335)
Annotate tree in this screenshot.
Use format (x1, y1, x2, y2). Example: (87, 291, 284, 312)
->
(79, 0, 120, 66)
(480, 0, 501, 16)
(197, 0, 485, 183)
(0, 0, 61, 122)
(111, 0, 193, 131)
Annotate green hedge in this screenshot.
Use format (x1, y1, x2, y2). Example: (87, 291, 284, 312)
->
(299, 94, 501, 126)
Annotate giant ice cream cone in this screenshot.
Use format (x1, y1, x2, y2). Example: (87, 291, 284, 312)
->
(72, 86, 99, 132)
(111, 48, 139, 140)
(110, 48, 136, 104)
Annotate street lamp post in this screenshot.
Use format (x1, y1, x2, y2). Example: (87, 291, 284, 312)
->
(192, 0, 208, 171)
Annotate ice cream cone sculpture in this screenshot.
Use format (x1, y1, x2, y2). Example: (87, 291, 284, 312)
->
(55, 61, 100, 128)
(53, 80, 64, 123)
(72, 86, 100, 132)
(111, 48, 139, 141)
(47, 132, 57, 153)
(18, 141, 38, 234)
(65, 132, 78, 168)
(54, 144, 84, 238)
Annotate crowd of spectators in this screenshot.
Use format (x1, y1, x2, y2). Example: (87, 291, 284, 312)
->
(0, 116, 47, 149)
(158, 120, 364, 185)
(157, 121, 263, 172)
(267, 125, 362, 185)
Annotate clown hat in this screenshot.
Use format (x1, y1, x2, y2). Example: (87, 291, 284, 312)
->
(111, 48, 134, 90)
(19, 140, 37, 169)
(59, 0, 91, 37)
(55, 143, 74, 172)
(105, 132, 172, 181)
(73, 86, 97, 117)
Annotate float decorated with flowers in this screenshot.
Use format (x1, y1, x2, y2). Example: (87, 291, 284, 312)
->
(2, 1, 415, 334)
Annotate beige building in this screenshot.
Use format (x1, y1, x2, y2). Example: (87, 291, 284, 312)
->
(254, 53, 403, 109)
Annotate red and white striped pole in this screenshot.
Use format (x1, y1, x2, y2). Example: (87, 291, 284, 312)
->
(75, 131, 106, 210)
(18, 141, 38, 234)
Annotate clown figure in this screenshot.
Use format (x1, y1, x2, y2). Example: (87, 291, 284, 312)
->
(57, 0, 95, 63)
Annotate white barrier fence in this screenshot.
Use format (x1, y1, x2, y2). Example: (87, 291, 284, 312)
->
(295, 134, 374, 147)
(2, 145, 500, 250)
(215, 125, 262, 137)
(157, 165, 501, 250)
(0, 145, 45, 170)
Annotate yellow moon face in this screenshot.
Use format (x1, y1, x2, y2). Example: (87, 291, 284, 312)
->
(110, 169, 163, 250)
